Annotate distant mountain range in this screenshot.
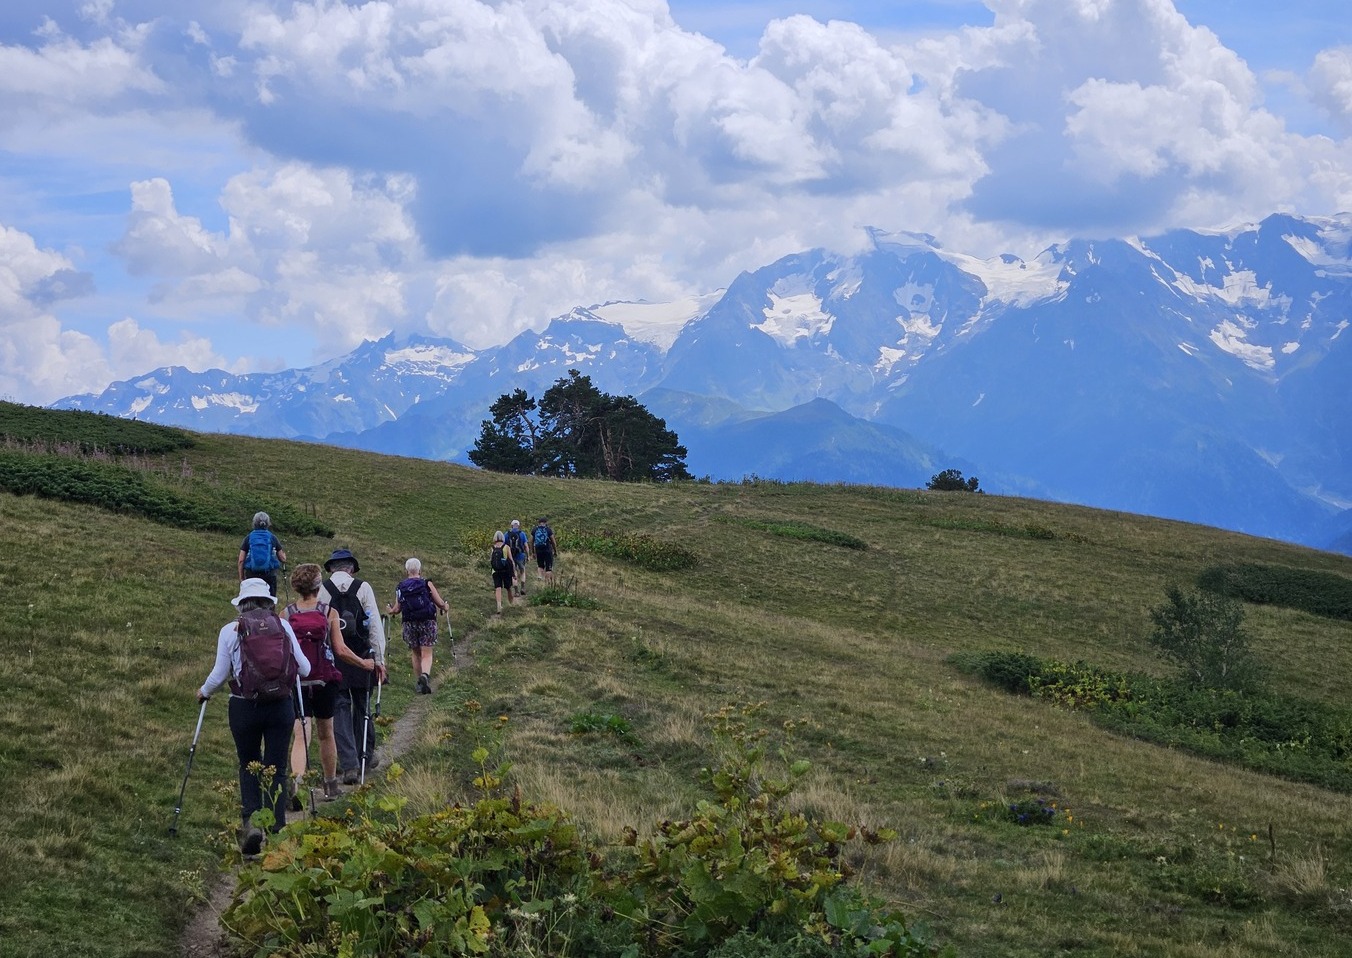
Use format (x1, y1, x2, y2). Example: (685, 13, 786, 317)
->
(55, 213, 1352, 554)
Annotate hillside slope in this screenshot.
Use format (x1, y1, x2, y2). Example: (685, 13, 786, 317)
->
(3, 416, 1352, 957)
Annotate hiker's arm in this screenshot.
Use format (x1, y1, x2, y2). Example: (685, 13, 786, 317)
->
(360, 585, 387, 667)
(386, 595, 401, 615)
(198, 625, 234, 699)
(329, 619, 368, 669)
(237, 549, 246, 581)
(429, 582, 449, 612)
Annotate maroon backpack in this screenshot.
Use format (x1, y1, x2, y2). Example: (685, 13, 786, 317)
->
(285, 603, 342, 684)
(232, 608, 300, 701)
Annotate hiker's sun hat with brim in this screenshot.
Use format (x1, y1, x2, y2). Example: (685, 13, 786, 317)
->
(232, 577, 276, 607)
(324, 548, 360, 573)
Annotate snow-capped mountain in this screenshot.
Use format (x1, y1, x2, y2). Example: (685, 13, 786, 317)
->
(55, 212, 1352, 553)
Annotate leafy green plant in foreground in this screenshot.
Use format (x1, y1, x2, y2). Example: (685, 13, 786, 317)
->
(221, 706, 942, 957)
(613, 704, 943, 957)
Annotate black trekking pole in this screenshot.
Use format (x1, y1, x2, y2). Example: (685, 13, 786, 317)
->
(280, 566, 292, 605)
(169, 699, 208, 837)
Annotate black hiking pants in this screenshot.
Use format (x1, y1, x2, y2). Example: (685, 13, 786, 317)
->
(228, 695, 295, 830)
(333, 685, 375, 773)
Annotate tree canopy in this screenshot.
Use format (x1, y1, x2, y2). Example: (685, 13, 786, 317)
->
(469, 370, 690, 482)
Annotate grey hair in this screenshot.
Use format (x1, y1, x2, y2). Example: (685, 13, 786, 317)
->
(252, 511, 271, 529)
(237, 596, 275, 613)
(493, 530, 506, 543)
(405, 557, 422, 576)
(328, 559, 356, 574)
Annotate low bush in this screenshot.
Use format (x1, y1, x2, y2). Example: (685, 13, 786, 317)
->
(715, 516, 868, 550)
(0, 451, 333, 537)
(556, 528, 698, 571)
(222, 706, 946, 958)
(1197, 563, 1352, 621)
(0, 401, 196, 454)
(955, 650, 1352, 792)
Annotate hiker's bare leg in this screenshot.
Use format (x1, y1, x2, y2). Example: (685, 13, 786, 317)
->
(290, 718, 307, 779)
(316, 718, 337, 780)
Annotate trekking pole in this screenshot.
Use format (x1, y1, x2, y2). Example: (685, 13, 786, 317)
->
(169, 699, 208, 837)
(296, 675, 316, 816)
(280, 567, 292, 605)
(359, 682, 372, 786)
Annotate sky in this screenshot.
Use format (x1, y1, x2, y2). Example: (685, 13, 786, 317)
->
(1, 0, 1350, 406)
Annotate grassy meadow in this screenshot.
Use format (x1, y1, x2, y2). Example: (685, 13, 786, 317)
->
(2, 416, 1352, 957)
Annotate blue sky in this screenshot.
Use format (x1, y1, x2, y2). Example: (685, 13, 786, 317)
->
(1, 0, 1349, 404)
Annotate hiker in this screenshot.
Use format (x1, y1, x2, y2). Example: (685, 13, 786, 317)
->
(505, 519, 529, 597)
(386, 557, 449, 695)
(531, 516, 557, 587)
(238, 512, 287, 596)
(490, 531, 515, 613)
(319, 549, 387, 785)
(283, 563, 371, 802)
(197, 577, 311, 855)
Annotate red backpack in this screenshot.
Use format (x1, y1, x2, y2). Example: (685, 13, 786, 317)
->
(285, 603, 343, 684)
(232, 608, 300, 701)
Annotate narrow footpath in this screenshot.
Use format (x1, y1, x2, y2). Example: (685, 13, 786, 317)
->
(179, 632, 476, 957)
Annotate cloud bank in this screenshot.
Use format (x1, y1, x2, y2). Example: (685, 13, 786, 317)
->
(1, 0, 1350, 403)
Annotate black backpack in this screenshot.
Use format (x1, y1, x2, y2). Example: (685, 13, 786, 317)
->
(491, 544, 510, 572)
(325, 577, 372, 689)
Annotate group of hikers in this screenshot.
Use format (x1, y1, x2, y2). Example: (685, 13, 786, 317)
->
(197, 511, 560, 854)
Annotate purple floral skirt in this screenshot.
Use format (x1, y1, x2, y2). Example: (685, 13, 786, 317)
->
(402, 617, 439, 649)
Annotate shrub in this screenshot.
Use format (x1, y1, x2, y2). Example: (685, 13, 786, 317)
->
(556, 527, 698, 571)
(715, 516, 868, 550)
(1148, 586, 1264, 692)
(950, 650, 1045, 694)
(0, 401, 195, 454)
(1197, 563, 1352, 622)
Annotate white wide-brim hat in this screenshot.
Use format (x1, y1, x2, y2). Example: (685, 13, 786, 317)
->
(232, 577, 276, 607)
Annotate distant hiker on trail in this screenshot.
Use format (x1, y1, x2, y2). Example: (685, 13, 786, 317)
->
(386, 557, 449, 696)
(238, 511, 286, 597)
(506, 519, 529, 597)
(491, 531, 515, 614)
(283, 563, 371, 803)
(319, 549, 387, 786)
(197, 577, 311, 855)
(531, 516, 557, 588)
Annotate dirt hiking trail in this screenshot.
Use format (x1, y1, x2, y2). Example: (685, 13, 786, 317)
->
(179, 633, 476, 957)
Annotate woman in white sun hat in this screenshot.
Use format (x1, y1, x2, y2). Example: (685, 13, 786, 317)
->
(198, 577, 311, 855)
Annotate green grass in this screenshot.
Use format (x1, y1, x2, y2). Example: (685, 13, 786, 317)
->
(3, 419, 1352, 956)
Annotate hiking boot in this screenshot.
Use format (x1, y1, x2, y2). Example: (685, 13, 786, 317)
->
(342, 768, 359, 786)
(239, 825, 264, 856)
(288, 779, 303, 812)
(323, 777, 342, 800)
(418, 672, 432, 694)
(366, 751, 381, 770)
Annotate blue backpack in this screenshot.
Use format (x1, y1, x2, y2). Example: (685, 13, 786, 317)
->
(246, 529, 279, 571)
(533, 525, 551, 548)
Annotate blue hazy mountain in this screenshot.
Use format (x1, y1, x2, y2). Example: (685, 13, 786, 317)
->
(55, 213, 1352, 553)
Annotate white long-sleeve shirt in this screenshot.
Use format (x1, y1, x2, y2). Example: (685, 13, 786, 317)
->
(199, 616, 311, 699)
(318, 570, 386, 666)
